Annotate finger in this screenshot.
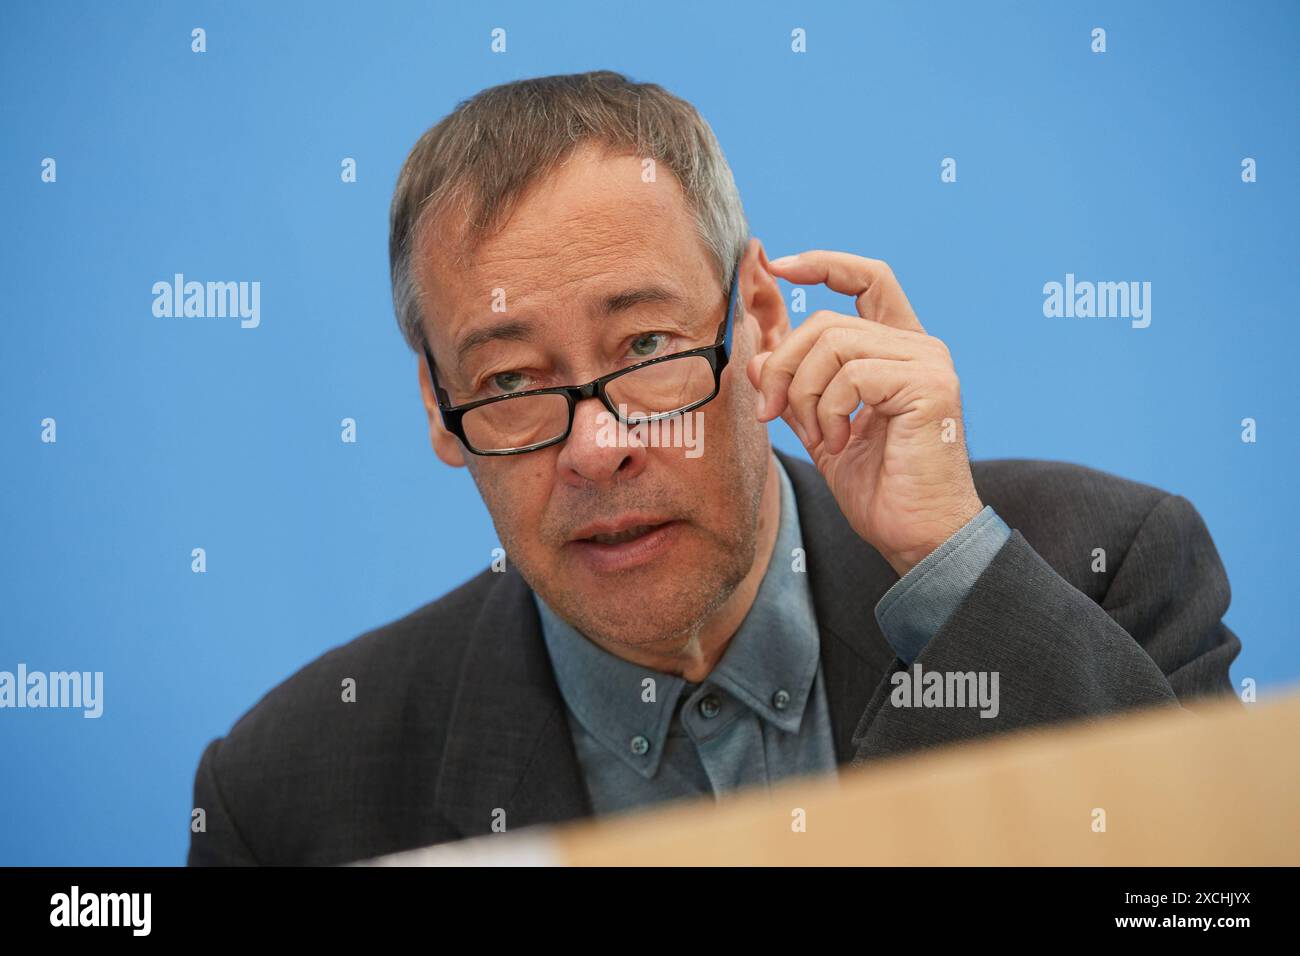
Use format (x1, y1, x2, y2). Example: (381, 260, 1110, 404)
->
(776, 399, 817, 451)
(817, 358, 916, 455)
(766, 250, 925, 333)
(850, 403, 879, 441)
(752, 351, 822, 452)
(746, 350, 772, 418)
(757, 311, 921, 424)
(785, 326, 921, 445)
(778, 401, 804, 442)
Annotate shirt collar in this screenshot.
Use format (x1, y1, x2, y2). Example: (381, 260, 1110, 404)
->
(534, 453, 822, 776)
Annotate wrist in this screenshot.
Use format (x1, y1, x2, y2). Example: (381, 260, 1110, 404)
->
(884, 497, 985, 577)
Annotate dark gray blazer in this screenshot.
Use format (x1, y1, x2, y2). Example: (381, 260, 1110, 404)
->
(187, 451, 1241, 865)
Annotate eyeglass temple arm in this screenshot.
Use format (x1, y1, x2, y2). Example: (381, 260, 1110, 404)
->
(721, 260, 741, 353)
(423, 347, 455, 413)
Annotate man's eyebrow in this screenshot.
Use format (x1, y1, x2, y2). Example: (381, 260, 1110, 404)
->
(453, 285, 685, 363)
(455, 320, 534, 364)
(598, 285, 685, 315)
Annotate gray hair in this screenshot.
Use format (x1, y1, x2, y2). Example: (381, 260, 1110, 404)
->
(387, 70, 750, 354)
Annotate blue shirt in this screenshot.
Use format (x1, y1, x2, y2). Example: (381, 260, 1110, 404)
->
(535, 455, 1010, 814)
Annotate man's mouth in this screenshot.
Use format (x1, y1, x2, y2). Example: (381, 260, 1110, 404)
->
(569, 515, 676, 543)
(566, 517, 683, 573)
(586, 524, 661, 545)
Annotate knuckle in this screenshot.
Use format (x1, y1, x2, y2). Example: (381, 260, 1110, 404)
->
(932, 368, 961, 402)
(823, 325, 854, 350)
(759, 353, 789, 384)
(843, 357, 874, 381)
(926, 335, 953, 361)
(786, 383, 813, 411)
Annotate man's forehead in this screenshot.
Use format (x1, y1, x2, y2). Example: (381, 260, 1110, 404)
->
(420, 147, 704, 306)
(455, 243, 684, 303)
(433, 215, 691, 296)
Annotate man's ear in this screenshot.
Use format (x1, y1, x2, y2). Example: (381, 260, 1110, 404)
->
(739, 237, 791, 355)
(417, 353, 466, 468)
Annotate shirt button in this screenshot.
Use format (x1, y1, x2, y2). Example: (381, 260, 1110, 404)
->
(629, 735, 650, 756)
(772, 689, 791, 711)
(698, 695, 722, 719)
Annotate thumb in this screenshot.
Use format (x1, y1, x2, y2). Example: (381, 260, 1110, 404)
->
(746, 351, 772, 417)
(746, 350, 771, 389)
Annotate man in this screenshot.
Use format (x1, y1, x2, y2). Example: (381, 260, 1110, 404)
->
(188, 71, 1241, 866)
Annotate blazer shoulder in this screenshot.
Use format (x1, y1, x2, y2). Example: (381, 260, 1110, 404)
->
(971, 457, 1170, 524)
(207, 566, 501, 773)
(969, 458, 1182, 589)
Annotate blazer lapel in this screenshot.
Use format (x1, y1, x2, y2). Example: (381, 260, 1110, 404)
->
(433, 566, 593, 839)
(776, 449, 901, 764)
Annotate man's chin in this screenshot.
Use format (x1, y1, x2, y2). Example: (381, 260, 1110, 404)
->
(558, 595, 715, 650)
(542, 541, 733, 645)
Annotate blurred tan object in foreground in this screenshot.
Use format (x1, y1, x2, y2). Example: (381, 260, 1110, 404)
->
(358, 692, 1300, 866)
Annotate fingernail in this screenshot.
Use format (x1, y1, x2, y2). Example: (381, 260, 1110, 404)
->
(756, 393, 767, 419)
(768, 255, 801, 269)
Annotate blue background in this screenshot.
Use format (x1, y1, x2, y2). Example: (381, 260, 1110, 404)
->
(1, 0, 1296, 865)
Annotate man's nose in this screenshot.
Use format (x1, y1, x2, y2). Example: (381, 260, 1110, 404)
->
(554, 397, 647, 487)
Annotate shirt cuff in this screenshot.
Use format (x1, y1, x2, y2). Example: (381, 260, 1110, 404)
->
(873, 506, 1011, 665)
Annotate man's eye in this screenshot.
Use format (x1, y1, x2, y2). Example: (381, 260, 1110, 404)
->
(629, 332, 670, 358)
(490, 371, 530, 393)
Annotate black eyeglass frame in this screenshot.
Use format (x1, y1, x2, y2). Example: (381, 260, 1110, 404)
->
(422, 255, 743, 457)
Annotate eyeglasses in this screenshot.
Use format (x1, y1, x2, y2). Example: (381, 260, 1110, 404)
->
(423, 257, 742, 456)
